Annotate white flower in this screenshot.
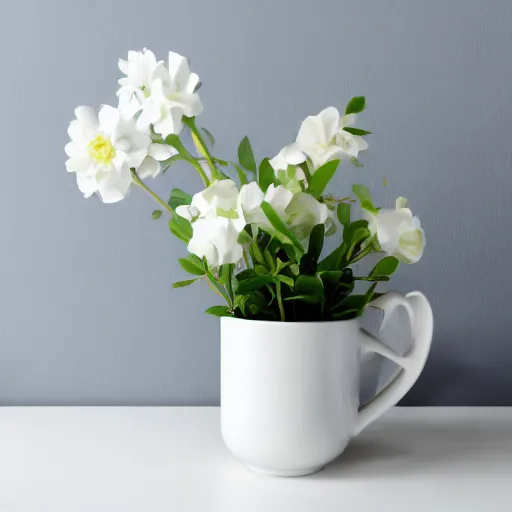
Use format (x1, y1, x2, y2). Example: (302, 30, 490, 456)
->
(270, 144, 306, 174)
(188, 217, 243, 267)
(285, 192, 333, 239)
(335, 113, 369, 158)
(295, 107, 346, 168)
(65, 105, 159, 203)
(367, 197, 425, 263)
(118, 50, 203, 137)
(117, 48, 170, 115)
(176, 180, 245, 267)
(239, 182, 293, 230)
(177, 180, 244, 229)
(269, 144, 307, 192)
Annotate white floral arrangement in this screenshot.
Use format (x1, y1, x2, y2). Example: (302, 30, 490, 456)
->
(65, 48, 425, 321)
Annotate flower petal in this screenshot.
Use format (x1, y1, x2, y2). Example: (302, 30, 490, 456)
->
(65, 156, 91, 174)
(137, 156, 160, 179)
(148, 143, 178, 161)
(97, 164, 132, 203)
(74, 106, 98, 130)
(98, 105, 120, 136)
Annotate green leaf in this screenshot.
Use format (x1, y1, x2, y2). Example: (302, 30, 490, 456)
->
(337, 203, 350, 226)
(219, 263, 235, 286)
(152, 210, 162, 219)
(236, 269, 258, 281)
(234, 290, 272, 318)
(318, 244, 346, 271)
(300, 224, 325, 274)
(254, 264, 268, 275)
(368, 256, 400, 278)
(238, 136, 256, 173)
(234, 163, 249, 185)
(345, 96, 366, 115)
(343, 127, 372, 136)
(235, 275, 275, 294)
(250, 242, 265, 266)
(318, 270, 343, 284)
(172, 278, 198, 288)
(336, 294, 367, 313)
(343, 219, 370, 244)
(263, 249, 276, 272)
(169, 215, 193, 243)
(237, 229, 252, 244)
(349, 227, 370, 248)
(277, 275, 294, 289)
(382, 176, 389, 187)
(205, 265, 232, 307)
(308, 160, 340, 197)
(365, 282, 378, 301)
(258, 158, 275, 192)
(205, 305, 232, 317)
(168, 188, 192, 210)
(285, 275, 324, 304)
(161, 154, 185, 174)
(178, 255, 206, 276)
(350, 157, 363, 168)
(308, 224, 325, 261)
(352, 184, 376, 213)
(276, 258, 293, 273)
(260, 201, 304, 254)
(201, 127, 215, 147)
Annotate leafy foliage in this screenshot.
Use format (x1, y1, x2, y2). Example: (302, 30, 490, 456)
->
(161, 98, 404, 322)
(168, 188, 192, 210)
(308, 160, 340, 197)
(345, 96, 366, 115)
(238, 136, 256, 173)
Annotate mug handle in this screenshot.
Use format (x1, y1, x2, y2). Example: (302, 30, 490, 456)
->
(353, 291, 433, 436)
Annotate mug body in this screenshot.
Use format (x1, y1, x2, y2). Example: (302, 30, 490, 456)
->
(220, 317, 360, 476)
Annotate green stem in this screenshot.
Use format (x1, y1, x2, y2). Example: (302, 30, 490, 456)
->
(165, 135, 211, 186)
(349, 246, 372, 265)
(131, 170, 173, 214)
(224, 266, 234, 308)
(206, 268, 232, 308)
(243, 248, 250, 268)
(198, 156, 229, 167)
(276, 281, 286, 322)
(183, 117, 220, 180)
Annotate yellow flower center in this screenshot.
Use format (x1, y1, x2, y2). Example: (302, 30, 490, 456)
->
(88, 135, 116, 164)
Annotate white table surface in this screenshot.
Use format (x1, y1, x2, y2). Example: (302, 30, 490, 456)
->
(0, 407, 510, 511)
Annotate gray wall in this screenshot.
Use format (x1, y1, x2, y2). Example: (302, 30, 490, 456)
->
(1, 0, 511, 405)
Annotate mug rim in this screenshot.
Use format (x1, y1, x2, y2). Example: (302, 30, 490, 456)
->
(220, 316, 359, 327)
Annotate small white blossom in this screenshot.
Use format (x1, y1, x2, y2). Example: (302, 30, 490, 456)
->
(187, 217, 244, 267)
(367, 197, 425, 263)
(177, 180, 244, 228)
(239, 182, 293, 230)
(117, 48, 170, 115)
(176, 180, 245, 267)
(118, 49, 202, 137)
(295, 107, 346, 168)
(269, 144, 307, 192)
(335, 113, 369, 158)
(286, 192, 333, 239)
(65, 105, 159, 203)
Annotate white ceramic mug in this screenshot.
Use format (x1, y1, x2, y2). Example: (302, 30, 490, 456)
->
(221, 291, 433, 477)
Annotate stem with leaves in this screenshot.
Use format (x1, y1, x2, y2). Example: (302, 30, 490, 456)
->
(131, 170, 173, 214)
(276, 280, 286, 322)
(183, 117, 220, 180)
(349, 245, 373, 265)
(164, 134, 211, 186)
